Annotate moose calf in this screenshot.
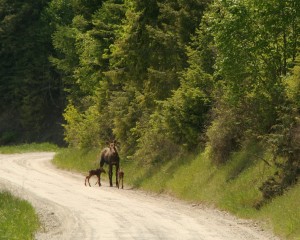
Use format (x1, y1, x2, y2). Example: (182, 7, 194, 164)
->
(117, 169, 124, 189)
(85, 168, 106, 187)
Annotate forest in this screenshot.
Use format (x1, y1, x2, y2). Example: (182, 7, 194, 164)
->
(0, 0, 299, 203)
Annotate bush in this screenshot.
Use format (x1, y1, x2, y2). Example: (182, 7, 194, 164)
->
(63, 99, 109, 149)
(206, 107, 242, 164)
(258, 116, 300, 204)
(134, 129, 181, 165)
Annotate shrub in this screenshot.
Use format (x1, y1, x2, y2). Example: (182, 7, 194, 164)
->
(63, 98, 111, 149)
(206, 107, 242, 164)
(259, 116, 300, 204)
(134, 129, 181, 165)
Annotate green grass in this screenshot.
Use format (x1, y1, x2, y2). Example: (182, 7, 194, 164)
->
(53, 148, 99, 173)
(0, 143, 59, 154)
(52, 148, 110, 181)
(0, 191, 39, 240)
(258, 182, 300, 240)
(53, 145, 300, 239)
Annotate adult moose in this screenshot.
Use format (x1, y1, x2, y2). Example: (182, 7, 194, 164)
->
(99, 140, 120, 187)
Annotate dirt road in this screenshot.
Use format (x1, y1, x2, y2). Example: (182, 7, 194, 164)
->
(0, 153, 279, 240)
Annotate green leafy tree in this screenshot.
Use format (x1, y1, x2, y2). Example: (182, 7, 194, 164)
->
(202, 0, 300, 163)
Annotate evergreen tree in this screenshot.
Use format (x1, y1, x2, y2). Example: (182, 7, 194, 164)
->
(51, 0, 126, 148)
(107, 0, 211, 155)
(0, 0, 63, 143)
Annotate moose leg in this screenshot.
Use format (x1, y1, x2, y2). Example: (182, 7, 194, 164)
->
(97, 174, 101, 186)
(117, 174, 119, 189)
(109, 164, 113, 187)
(116, 164, 119, 188)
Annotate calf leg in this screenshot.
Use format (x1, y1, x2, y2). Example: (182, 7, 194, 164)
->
(96, 174, 101, 186)
(121, 175, 124, 189)
(118, 175, 122, 189)
(85, 176, 91, 187)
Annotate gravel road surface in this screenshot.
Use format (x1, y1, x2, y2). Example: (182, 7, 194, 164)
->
(0, 153, 280, 240)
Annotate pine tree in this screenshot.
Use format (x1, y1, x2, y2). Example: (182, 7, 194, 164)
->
(0, 0, 63, 143)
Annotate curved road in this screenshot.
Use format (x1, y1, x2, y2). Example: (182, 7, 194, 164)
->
(0, 153, 279, 240)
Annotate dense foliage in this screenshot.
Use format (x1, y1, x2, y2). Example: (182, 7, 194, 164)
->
(0, 0, 299, 201)
(0, 0, 64, 144)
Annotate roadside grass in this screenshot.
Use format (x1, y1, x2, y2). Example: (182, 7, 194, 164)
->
(258, 182, 300, 240)
(52, 148, 109, 181)
(53, 148, 99, 172)
(0, 191, 39, 240)
(0, 142, 58, 240)
(53, 145, 300, 239)
(0, 143, 59, 154)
